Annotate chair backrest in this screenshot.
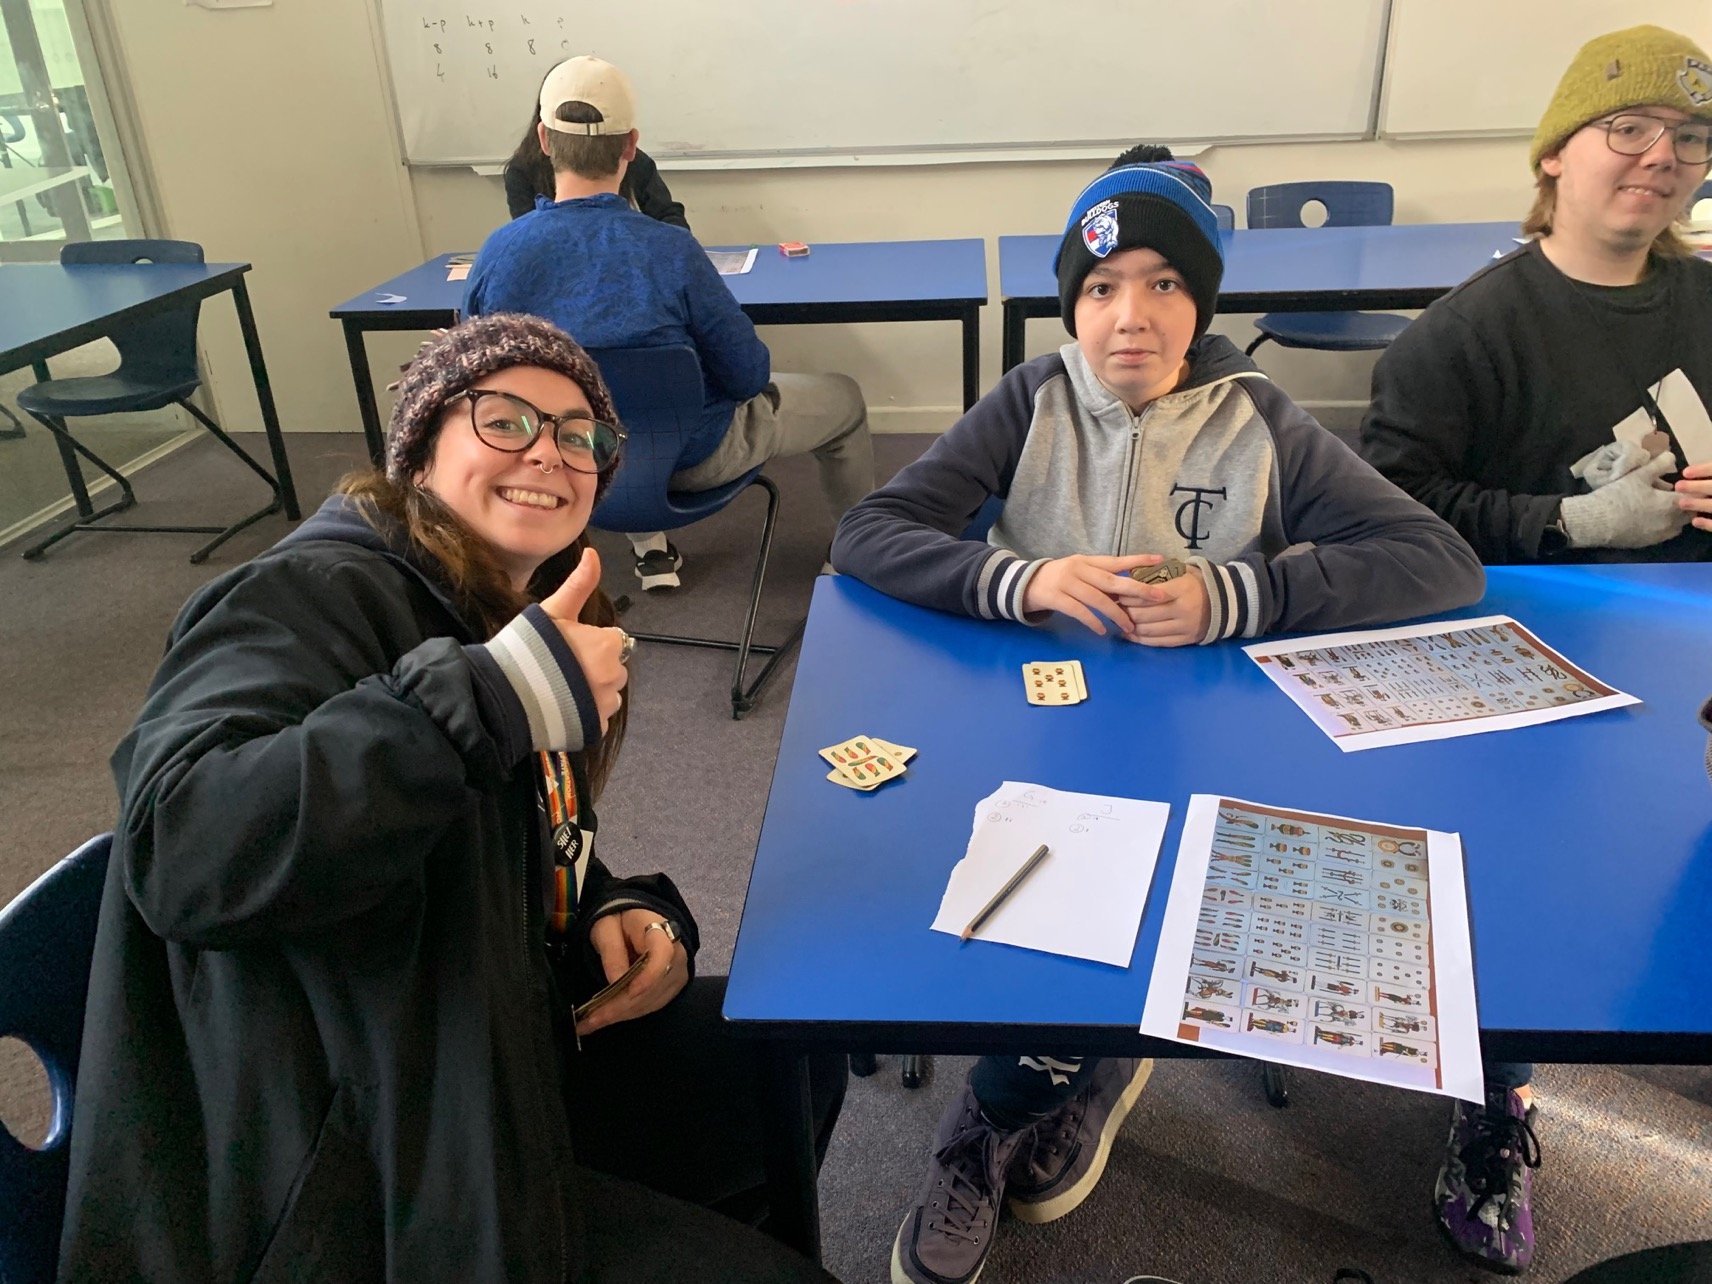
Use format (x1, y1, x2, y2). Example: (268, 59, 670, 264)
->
(59, 239, 206, 389)
(0, 834, 111, 1284)
(586, 345, 718, 534)
(1212, 202, 1236, 232)
(1246, 181, 1394, 230)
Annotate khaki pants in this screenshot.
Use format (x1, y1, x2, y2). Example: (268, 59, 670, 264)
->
(627, 372, 874, 556)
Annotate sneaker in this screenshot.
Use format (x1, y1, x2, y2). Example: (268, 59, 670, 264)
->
(1434, 1087, 1542, 1274)
(1006, 1057, 1152, 1224)
(891, 1078, 1027, 1284)
(633, 543, 683, 592)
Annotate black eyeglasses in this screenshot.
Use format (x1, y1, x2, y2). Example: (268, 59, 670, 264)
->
(1593, 113, 1712, 166)
(450, 389, 625, 474)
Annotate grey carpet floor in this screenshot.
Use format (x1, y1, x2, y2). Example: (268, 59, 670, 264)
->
(1, 430, 1708, 1284)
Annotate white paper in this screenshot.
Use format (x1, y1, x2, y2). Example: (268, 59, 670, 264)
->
(1610, 367, 1712, 467)
(706, 247, 758, 276)
(1140, 795, 1483, 1102)
(930, 781, 1169, 967)
(1246, 616, 1638, 752)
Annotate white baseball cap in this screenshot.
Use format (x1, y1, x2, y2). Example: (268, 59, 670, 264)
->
(539, 56, 636, 136)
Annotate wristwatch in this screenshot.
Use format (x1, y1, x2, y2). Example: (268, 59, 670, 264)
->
(643, 919, 680, 944)
(1539, 507, 1570, 555)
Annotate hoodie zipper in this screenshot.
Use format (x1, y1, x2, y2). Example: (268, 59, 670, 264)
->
(518, 804, 568, 1282)
(1111, 404, 1150, 554)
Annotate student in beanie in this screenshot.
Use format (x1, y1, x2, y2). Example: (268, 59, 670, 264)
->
(58, 315, 847, 1282)
(1362, 28, 1712, 1269)
(836, 156, 1482, 1284)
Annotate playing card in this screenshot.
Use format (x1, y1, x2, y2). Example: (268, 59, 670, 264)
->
(573, 954, 649, 1022)
(1023, 661, 1086, 706)
(818, 735, 910, 789)
(1129, 557, 1189, 585)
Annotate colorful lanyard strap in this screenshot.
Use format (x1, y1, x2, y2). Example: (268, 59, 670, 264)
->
(537, 749, 583, 936)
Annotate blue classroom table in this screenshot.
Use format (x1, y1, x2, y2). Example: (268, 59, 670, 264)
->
(330, 239, 988, 462)
(726, 566, 1712, 1258)
(0, 260, 300, 520)
(999, 220, 1520, 370)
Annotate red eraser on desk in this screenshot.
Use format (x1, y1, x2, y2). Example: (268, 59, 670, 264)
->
(779, 242, 811, 257)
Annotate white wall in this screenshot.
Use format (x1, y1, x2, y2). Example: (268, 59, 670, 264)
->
(104, 0, 1537, 437)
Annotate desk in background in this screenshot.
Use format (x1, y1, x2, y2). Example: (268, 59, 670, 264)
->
(0, 261, 300, 521)
(999, 221, 1520, 370)
(726, 567, 1712, 1258)
(330, 239, 988, 463)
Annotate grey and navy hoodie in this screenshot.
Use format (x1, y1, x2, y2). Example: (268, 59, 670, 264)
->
(833, 336, 1484, 640)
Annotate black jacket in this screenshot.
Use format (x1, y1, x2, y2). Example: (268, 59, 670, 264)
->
(504, 148, 690, 231)
(1362, 241, 1712, 564)
(58, 498, 696, 1283)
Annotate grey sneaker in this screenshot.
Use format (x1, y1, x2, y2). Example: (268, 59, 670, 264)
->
(891, 1079, 1027, 1284)
(1006, 1057, 1152, 1225)
(634, 543, 683, 591)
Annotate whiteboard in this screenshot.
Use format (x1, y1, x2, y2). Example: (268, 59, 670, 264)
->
(1381, 0, 1712, 138)
(379, 0, 1388, 167)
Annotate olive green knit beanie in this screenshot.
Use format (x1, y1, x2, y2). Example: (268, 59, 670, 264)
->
(1530, 25, 1712, 173)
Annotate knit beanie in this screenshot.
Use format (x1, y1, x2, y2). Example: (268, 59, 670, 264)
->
(1530, 25, 1712, 172)
(385, 313, 622, 503)
(1054, 160, 1225, 339)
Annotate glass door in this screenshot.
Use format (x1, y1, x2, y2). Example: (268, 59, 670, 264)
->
(0, 0, 133, 261)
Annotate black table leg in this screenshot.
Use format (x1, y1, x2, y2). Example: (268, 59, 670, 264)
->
(960, 305, 980, 411)
(757, 1042, 821, 1263)
(1001, 301, 1026, 374)
(342, 319, 387, 466)
(31, 359, 93, 516)
(231, 279, 300, 519)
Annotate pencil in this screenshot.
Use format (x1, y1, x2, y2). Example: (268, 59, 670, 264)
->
(960, 843, 1052, 942)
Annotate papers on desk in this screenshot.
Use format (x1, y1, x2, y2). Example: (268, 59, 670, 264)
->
(1140, 795, 1483, 1102)
(445, 254, 475, 283)
(707, 247, 758, 276)
(1246, 616, 1638, 751)
(930, 781, 1168, 967)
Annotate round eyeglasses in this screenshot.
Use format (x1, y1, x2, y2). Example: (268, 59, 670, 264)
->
(450, 389, 625, 474)
(1594, 113, 1712, 167)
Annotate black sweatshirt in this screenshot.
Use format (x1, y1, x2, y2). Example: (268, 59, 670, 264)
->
(1361, 240, 1712, 563)
(504, 148, 690, 231)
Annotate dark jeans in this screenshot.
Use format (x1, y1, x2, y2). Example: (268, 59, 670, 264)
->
(560, 976, 847, 1278)
(971, 1053, 1534, 1128)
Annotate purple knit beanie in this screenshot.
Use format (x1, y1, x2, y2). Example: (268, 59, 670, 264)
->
(385, 313, 623, 502)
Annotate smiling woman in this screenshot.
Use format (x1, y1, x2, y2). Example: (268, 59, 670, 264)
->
(55, 313, 845, 1282)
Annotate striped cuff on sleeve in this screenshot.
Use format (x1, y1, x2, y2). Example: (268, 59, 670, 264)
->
(1190, 557, 1264, 644)
(479, 604, 600, 753)
(986, 553, 1048, 623)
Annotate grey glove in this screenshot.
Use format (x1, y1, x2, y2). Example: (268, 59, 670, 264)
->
(1558, 450, 1687, 549)
(1569, 440, 1653, 490)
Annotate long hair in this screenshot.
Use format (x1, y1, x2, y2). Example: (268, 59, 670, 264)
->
(505, 105, 554, 204)
(337, 468, 628, 799)
(1522, 169, 1697, 258)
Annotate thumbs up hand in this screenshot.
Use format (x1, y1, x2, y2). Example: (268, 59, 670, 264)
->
(539, 547, 629, 735)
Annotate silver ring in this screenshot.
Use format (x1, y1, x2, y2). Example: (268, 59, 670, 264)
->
(617, 629, 637, 663)
(643, 919, 678, 943)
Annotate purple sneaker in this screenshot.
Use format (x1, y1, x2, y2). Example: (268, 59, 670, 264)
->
(1434, 1087, 1541, 1274)
(891, 1077, 1028, 1284)
(1006, 1057, 1153, 1224)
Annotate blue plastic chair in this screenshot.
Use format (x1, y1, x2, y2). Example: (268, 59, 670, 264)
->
(1243, 182, 1410, 358)
(1212, 202, 1235, 232)
(16, 240, 283, 564)
(0, 834, 110, 1284)
(588, 346, 803, 720)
